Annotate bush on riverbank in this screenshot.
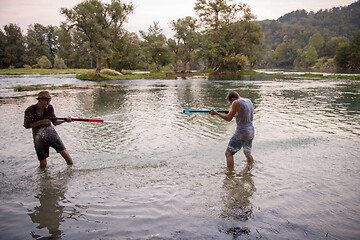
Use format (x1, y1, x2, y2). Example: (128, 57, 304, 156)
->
(76, 70, 179, 80)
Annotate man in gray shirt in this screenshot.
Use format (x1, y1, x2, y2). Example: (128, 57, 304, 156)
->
(211, 91, 254, 170)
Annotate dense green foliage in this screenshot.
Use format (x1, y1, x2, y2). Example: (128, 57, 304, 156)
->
(258, 0, 360, 70)
(61, 0, 135, 72)
(0, 0, 264, 73)
(0, 0, 358, 72)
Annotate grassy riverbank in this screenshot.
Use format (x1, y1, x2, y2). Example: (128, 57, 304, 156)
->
(270, 72, 360, 80)
(1, 68, 359, 80)
(0, 68, 200, 80)
(14, 83, 123, 92)
(0, 68, 92, 75)
(75, 70, 183, 80)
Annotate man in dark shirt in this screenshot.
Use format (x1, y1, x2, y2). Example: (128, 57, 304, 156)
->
(24, 91, 73, 169)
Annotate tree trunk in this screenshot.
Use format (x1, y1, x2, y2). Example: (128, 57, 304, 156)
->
(153, 57, 160, 71)
(106, 58, 111, 69)
(183, 60, 190, 72)
(96, 54, 101, 73)
(173, 53, 178, 72)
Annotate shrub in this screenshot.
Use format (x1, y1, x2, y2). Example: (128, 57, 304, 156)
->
(38, 56, 52, 69)
(54, 57, 67, 69)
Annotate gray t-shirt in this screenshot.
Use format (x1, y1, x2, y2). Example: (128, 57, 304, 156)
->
(233, 98, 254, 140)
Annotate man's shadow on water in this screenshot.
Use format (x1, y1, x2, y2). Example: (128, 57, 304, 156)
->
(219, 164, 257, 238)
(28, 168, 73, 239)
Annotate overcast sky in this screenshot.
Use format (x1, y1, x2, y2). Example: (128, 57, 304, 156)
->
(0, 0, 356, 37)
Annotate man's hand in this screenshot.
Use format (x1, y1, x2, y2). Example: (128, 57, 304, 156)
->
(65, 117, 73, 122)
(210, 110, 218, 116)
(41, 119, 51, 126)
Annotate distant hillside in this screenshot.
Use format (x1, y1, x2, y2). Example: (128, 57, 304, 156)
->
(258, 0, 360, 50)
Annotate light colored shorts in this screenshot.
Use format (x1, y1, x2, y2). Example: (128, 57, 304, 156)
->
(226, 136, 253, 156)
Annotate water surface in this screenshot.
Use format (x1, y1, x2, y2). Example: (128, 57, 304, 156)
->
(0, 73, 359, 239)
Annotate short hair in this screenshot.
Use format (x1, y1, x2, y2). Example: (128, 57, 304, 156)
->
(37, 91, 51, 100)
(225, 91, 240, 101)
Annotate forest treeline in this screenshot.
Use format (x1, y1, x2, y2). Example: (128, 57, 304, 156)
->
(258, 0, 360, 70)
(0, 0, 359, 72)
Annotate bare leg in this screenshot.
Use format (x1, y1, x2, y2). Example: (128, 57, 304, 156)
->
(59, 150, 73, 166)
(225, 150, 234, 171)
(245, 154, 254, 165)
(39, 159, 47, 169)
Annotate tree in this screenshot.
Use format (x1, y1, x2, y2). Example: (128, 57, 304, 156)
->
(25, 24, 57, 66)
(194, 0, 261, 71)
(140, 22, 168, 71)
(335, 32, 360, 70)
(349, 32, 360, 70)
(2, 24, 26, 68)
(308, 33, 324, 55)
(335, 42, 351, 68)
(273, 41, 299, 67)
(167, 38, 180, 72)
(170, 16, 200, 72)
(0, 30, 6, 68)
(56, 25, 95, 69)
(323, 36, 349, 57)
(194, 0, 254, 32)
(295, 45, 318, 67)
(61, 0, 134, 72)
(111, 32, 145, 71)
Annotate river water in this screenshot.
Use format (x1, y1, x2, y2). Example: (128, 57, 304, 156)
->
(0, 73, 359, 240)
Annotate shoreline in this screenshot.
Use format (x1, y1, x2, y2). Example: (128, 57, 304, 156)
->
(1, 68, 359, 81)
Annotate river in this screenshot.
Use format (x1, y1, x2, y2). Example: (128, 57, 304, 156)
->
(0, 73, 359, 239)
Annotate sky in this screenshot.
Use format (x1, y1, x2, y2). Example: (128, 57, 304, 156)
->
(0, 0, 357, 37)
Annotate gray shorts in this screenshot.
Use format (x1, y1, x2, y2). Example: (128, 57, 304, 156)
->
(33, 127, 66, 161)
(226, 136, 253, 156)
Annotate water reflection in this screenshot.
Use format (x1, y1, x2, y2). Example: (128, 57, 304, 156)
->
(221, 165, 256, 221)
(28, 169, 72, 239)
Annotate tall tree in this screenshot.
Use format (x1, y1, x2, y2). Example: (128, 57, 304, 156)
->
(194, 0, 261, 71)
(308, 33, 325, 55)
(2, 24, 26, 68)
(335, 32, 360, 70)
(61, 0, 134, 72)
(273, 40, 299, 67)
(170, 16, 200, 72)
(111, 32, 145, 71)
(140, 22, 168, 71)
(194, 0, 254, 32)
(25, 24, 58, 66)
(349, 32, 360, 70)
(0, 30, 7, 68)
(167, 38, 180, 72)
(295, 45, 318, 67)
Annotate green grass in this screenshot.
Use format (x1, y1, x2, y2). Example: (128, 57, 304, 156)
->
(263, 72, 360, 80)
(0, 68, 92, 75)
(14, 84, 76, 92)
(14, 83, 124, 92)
(14, 86, 47, 92)
(76, 71, 178, 80)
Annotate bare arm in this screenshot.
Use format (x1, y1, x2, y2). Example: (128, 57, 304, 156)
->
(54, 117, 72, 126)
(210, 100, 240, 121)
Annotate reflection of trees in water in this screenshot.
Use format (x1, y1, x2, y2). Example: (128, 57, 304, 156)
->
(221, 167, 256, 222)
(28, 169, 73, 239)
